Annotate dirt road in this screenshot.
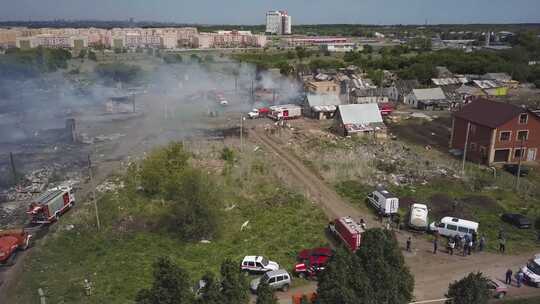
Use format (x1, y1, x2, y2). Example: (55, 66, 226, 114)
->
(250, 127, 540, 303)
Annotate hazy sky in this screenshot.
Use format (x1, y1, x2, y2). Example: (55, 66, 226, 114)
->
(0, 0, 539, 24)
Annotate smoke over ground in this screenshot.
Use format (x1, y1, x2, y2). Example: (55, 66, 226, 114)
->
(0, 56, 302, 144)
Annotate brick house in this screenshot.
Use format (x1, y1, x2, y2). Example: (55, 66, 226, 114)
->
(450, 99, 540, 165)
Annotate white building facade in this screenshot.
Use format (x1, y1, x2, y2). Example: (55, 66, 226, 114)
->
(266, 10, 291, 35)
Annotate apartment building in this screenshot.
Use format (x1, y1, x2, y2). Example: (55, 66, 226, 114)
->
(266, 10, 292, 35)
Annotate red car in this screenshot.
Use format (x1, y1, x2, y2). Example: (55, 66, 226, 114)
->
(297, 247, 333, 261)
(295, 247, 334, 278)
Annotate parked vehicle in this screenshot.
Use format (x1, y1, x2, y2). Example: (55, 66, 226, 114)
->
(268, 104, 302, 120)
(0, 229, 32, 265)
(487, 278, 508, 299)
(297, 247, 333, 261)
(294, 255, 328, 279)
(367, 188, 399, 216)
(328, 216, 363, 252)
(501, 213, 532, 229)
(27, 187, 75, 224)
(409, 203, 429, 230)
(378, 103, 395, 116)
(240, 256, 279, 273)
(250, 269, 291, 293)
(521, 254, 540, 288)
(429, 217, 478, 238)
(503, 164, 529, 177)
(248, 107, 270, 119)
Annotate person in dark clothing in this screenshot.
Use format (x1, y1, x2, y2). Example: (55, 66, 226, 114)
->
(463, 241, 469, 256)
(467, 239, 473, 255)
(433, 238, 438, 254)
(479, 236, 486, 252)
(517, 270, 524, 288)
(406, 237, 411, 252)
(499, 238, 506, 253)
(472, 231, 478, 250)
(505, 269, 513, 285)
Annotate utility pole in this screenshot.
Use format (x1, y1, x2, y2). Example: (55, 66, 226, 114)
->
(461, 122, 471, 176)
(516, 138, 525, 191)
(88, 154, 101, 231)
(240, 115, 244, 152)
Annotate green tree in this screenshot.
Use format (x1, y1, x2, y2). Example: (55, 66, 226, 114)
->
(88, 50, 97, 61)
(198, 272, 223, 304)
(135, 257, 195, 304)
(317, 229, 413, 304)
(363, 44, 373, 54)
(295, 46, 308, 62)
(95, 62, 143, 83)
(357, 229, 414, 304)
(277, 61, 294, 76)
(256, 281, 277, 304)
(446, 272, 490, 304)
(220, 259, 249, 304)
(78, 49, 87, 59)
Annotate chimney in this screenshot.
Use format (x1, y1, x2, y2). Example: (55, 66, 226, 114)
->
(65, 118, 77, 143)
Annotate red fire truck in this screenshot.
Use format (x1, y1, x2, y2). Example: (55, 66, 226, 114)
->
(328, 216, 364, 252)
(0, 229, 31, 265)
(27, 187, 75, 224)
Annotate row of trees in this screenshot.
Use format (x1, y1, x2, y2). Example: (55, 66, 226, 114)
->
(95, 62, 143, 84)
(0, 47, 72, 79)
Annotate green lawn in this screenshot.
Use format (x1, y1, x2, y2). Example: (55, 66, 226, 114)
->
(11, 148, 328, 304)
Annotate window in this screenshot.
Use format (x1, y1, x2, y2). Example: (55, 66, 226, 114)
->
(256, 263, 262, 268)
(268, 277, 276, 283)
(519, 114, 528, 124)
(458, 227, 469, 233)
(446, 224, 458, 231)
(248, 262, 255, 267)
(499, 131, 511, 142)
(284, 275, 289, 280)
(515, 148, 524, 159)
(276, 276, 284, 282)
(468, 229, 476, 234)
(517, 130, 529, 141)
(437, 223, 445, 228)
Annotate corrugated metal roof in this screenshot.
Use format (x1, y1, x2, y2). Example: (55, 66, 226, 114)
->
(473, 80, 501, 89)
(412, 88, 446, 101)
(307, 94, 342, 107)
(337, 103, 383, 125)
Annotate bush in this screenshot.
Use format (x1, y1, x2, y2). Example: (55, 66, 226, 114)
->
(135, 257, 195, 304)
(446, 272, 490, 304)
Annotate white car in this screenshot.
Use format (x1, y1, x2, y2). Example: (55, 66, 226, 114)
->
(522, 254, 540, 288)
(241, 256, 279, 273)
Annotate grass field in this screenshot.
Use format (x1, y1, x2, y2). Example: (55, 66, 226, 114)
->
(10, 143, 328, 304)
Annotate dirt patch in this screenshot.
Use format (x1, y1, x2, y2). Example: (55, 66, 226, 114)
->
(429, 193, 472, 219)
(388, 116, 452, 152)
(461, 195, 503, 213)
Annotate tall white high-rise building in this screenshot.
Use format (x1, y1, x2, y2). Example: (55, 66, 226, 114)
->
(266, 10, 291, 35)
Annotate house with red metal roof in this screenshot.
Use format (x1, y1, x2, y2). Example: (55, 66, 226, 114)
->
(450, 99, 540, 165)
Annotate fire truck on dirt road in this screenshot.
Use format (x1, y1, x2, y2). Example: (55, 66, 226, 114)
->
(0, 229, 31, 266)
(328, 216, 364, 252)
(27, 187, 75, 224)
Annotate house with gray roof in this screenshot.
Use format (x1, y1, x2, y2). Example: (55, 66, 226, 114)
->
(303, 94, 343, 119)
(333, 104, 386, 137)
(404, 87, 449, 110)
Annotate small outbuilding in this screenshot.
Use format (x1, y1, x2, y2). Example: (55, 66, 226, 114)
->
(303, 94, 342, 120)
(404, 88, 449, 110)
(333, 104, 386, 137)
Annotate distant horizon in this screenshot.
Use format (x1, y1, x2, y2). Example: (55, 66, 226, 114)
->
(1, 19, 540, 27)
(0, 0, 538, 25)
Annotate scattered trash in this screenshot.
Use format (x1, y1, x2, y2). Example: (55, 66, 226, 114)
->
(224, 204, 237, 211)
(200, 239, 211, 244)
(240, 220, 250, 231)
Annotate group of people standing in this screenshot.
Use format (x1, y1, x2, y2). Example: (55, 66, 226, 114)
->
(506, 268, 525, 287)
(428, 231, 486, 256)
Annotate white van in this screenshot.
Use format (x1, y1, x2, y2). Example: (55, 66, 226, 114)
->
(367, 188, 399, 216)
(409, 203, 428, 230)
(429, 217, 478, 238)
